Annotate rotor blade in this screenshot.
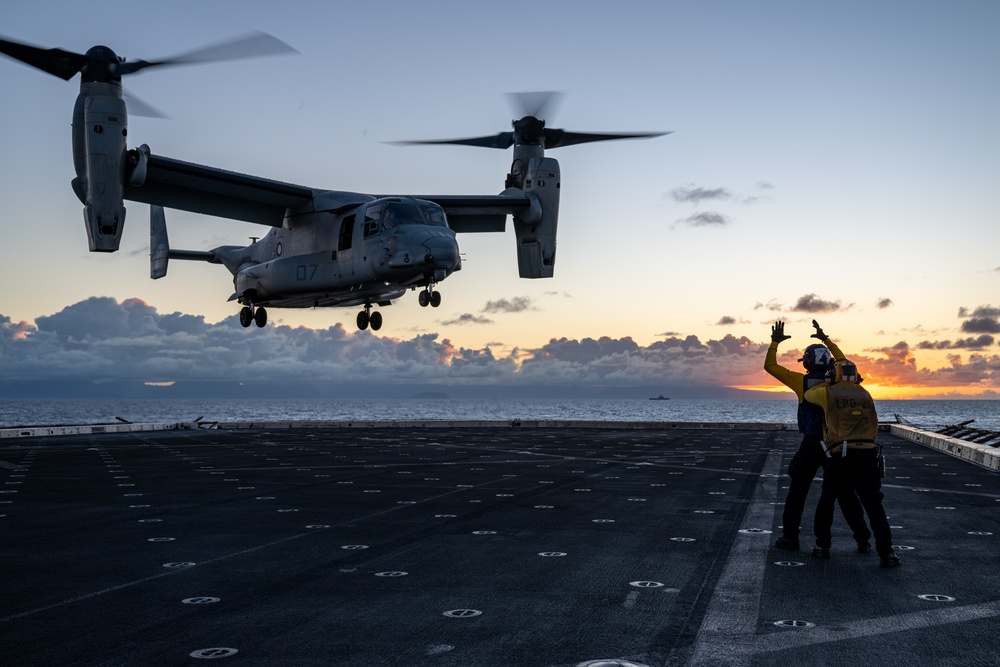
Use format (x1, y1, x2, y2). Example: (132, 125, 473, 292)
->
(118, 31, 297, 75)
(389, 132, 515, 150)
(544, 129, 672, 149)
(0, 36, 87, 80)
(506, 91, 563, 121)
(123, 88, 169, 119)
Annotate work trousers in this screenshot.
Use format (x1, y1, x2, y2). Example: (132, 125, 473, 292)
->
(782, 435, 870, 542)
(814, 449, 894, 557)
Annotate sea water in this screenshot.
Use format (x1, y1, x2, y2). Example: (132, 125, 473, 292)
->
(0, 398, 996, 431)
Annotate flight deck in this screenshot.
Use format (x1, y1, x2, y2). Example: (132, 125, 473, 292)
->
(1, 424, 998, 666)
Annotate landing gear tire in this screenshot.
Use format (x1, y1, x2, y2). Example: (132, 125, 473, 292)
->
(254, 307, 267, 328)
(357, 310, 370, 330)
(419, 288, 441, 308)
(369, 311, 383, 331)
(239, 307, 253, 328)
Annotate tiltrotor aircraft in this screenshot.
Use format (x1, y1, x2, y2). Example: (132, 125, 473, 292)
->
(0, 33, 667, 331)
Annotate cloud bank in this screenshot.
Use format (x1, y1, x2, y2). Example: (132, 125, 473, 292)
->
(3, 297, 998, 398)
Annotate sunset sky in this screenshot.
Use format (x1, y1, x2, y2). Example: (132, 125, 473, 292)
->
(1, 0, 998, 399)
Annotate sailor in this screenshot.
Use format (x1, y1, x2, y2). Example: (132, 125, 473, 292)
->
(764, 320, 871, 552)
(805, 359, 901, 567)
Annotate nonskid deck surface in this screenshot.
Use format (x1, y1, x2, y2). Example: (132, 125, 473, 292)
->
(1, 427, 997, 666)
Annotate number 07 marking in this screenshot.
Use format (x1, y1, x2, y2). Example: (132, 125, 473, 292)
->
(296, 264, 318, 281)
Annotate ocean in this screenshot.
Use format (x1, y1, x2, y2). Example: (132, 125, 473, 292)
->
(0, 398, 996, 431)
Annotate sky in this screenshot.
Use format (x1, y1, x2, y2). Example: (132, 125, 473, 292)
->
(1, 0, 998, 399)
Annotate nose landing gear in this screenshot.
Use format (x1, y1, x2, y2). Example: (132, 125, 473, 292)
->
(239, 305, 267, 328)
(357, 302, 382, 331)
(418, 285, 441, 308)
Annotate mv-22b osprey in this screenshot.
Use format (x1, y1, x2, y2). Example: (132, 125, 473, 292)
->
(0, 33, 667, 331)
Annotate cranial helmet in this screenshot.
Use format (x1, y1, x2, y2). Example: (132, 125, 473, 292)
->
(829, 360, 860, 383)
(798, 344, 833, 371)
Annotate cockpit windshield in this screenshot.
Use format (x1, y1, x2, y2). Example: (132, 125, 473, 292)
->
(419, 204, 448, 227)
(367, 199, 449, 233)
(381, 203, 422, 229)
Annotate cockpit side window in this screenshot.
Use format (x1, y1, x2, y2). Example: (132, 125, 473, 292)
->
(363, 204, 383, 238)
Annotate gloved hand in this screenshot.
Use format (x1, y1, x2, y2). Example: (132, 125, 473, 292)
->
(811, 320, 828, 340)
(771, 321, 791, 343)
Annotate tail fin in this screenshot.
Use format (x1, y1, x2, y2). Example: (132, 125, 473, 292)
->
(150, 205, 169, 279)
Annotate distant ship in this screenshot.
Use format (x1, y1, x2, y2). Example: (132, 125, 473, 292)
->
(649, 394, 670, 400)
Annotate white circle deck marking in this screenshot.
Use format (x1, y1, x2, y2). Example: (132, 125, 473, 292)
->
(183, 597, 220, 605)
(671, 537, 696, 542)
(443, 609, 482, 618)
(341, 545, 369, 550)
(306, 525, 329, 529)
(630, 581, 664, 588)
(774, 619, 814, 628)
(738, 528, 773, 535)
(539, 552, 567, 557)
(375, 571, 408, 577)
(775, 561, 805, 567)
(148, 537, 175, 542)
(919, 594, 956, 602)
(163, 562, 195, 568)
(190, 647, 238, 659)
(968, 531, 993, 536)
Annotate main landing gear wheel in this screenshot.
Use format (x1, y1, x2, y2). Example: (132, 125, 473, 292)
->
(418, 289, 441, 308)
(357, 304, 382, 331)
(239, 305, 268, 328)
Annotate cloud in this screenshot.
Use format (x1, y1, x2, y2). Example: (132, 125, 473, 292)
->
(917, 335, 995, 350)
(754, 300, 785, 312)
(717, 316, 737, 326)
(790, 294, 846, 313)
(676, 212, 730, 228)
(962, 305, 1000, 318)
(876, 298, 894, 309)
(959, 305, 1000, 334)
(962, 318, 1000, 334)
(855, 341, 1000, 389)
(482, 296, 534, 314)
(670, 185, 733, 204)
(440, 313, 494, 326)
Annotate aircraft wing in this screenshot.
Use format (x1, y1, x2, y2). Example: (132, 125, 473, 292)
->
(390, 192, 532, 233)
(124, 151, 315, 227)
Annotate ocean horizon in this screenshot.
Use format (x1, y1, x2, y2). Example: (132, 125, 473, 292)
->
(1, 397, 996, 432)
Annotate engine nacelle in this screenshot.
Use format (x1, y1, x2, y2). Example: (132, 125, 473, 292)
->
(512, 156, 560, 278)
(71, 83, 128, 252)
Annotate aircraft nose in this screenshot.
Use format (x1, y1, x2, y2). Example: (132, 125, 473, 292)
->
(424, 236, 460, 269)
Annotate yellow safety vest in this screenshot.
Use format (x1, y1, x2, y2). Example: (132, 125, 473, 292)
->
(823, 381, 878, 451)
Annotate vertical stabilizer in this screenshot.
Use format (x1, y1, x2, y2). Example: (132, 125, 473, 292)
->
(150, 205, 169, 279)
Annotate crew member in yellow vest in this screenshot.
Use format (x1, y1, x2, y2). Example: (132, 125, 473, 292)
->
(764, 320, 870, 553)
(804, 359, 901, 568)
